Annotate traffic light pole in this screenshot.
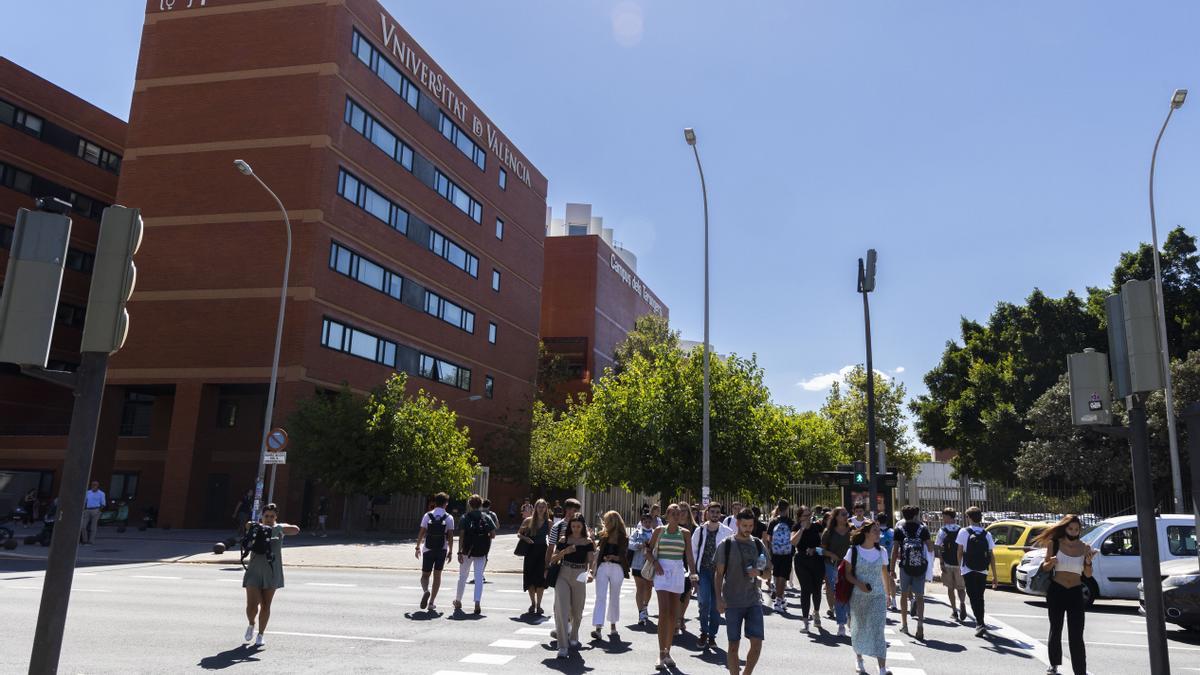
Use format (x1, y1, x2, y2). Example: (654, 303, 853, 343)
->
(861, 281, 879, 517)
(28, 351, 109, 675)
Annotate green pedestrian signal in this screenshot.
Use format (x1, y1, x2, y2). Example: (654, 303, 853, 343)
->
(853, 472, 867, 486)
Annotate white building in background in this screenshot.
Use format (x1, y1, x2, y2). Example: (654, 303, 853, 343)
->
(546, 202, 640, 272)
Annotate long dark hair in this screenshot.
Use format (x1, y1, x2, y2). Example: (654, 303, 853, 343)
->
(1033, 514, 1082, 548)
(565, 513, 587, 539)
(850, 522, 878, 548)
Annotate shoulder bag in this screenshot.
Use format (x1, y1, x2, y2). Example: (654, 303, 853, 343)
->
(640, 530, 660, 580)
(1028, 539, 1058, 593)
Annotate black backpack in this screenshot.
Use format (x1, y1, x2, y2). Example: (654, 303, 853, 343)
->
(425, 513, 448, 551)
(963, 527, 989, 570)
(240, 524, 274, 569)
(464, 511, 494, 556)
(939, 525, 961, 565)
(899, 522, 928, 575)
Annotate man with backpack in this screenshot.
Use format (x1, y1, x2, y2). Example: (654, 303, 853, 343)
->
(890, 505, 933, 640)
(955, 506, 998, 637)
(715, 508, 771, 675)
(764, 499, 795, 614)
(934, 507, 967, 623)
(415, 492, 455, 612)
(691, 502, 734, 648)
(454, 494, 496, 615)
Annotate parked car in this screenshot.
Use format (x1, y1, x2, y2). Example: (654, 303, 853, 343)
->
(1016, 514, 1197, 607)
(1138, 558, 1200, 632)
(984, 519, 1055, 586)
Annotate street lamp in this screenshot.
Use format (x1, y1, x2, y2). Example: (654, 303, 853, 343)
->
(1148, 89, 1187, 512)
(684, 127, 711, 507)
(234, 159, 293, 521)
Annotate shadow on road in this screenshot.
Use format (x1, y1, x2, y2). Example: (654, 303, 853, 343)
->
(918, 637, 967, 653)
(198, 645, 262, 670)
(980, 632, 1036, 659)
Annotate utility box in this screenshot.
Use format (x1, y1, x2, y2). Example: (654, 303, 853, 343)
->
(1121, 279, 1165, 394)
(1068, 348, 1113, 426)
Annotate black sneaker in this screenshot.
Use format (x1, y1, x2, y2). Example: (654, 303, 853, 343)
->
(975, 625, 987, 637)
(420, 591, 429, 609)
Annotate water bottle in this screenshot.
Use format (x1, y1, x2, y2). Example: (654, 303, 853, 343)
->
(756, 551, 768, 571)
(815, 546, 824, 556)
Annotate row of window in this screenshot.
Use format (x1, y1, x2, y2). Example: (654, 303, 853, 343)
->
(338, 168, 480, 278)
(0, 160, 109, 220)
(434, 169, 482, 223)
(1, 223, 95, 273)
(0, 98, 121, 174)
(423, 288, 475, 333)
(321, 317, 490, 395)
(438, 112, 486, 170)
(351, 30, 419, 110)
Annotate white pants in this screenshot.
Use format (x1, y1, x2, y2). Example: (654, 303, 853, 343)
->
(592, 561, 624, 626)
(80, 508, 100, 543)
(455, 556, 487, 603)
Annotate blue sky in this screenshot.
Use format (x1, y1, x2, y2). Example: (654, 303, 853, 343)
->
(6, 1, 1200, 440)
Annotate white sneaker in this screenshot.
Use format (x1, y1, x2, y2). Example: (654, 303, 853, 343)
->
(557, 649, 568, 659)
(243, 625, 254, 643)
(814, 615, 822, 629)
(803, 618, 811, 633)
(254, 633, 264, 647)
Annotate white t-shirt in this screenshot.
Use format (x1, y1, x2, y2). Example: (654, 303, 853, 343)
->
(419, 508, 454, 553)
(849, 516, 867, 529)
(954, 525, 995, 575)
(844, 544, 888, 566)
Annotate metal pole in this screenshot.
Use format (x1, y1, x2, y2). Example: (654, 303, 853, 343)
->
(28, 351, 109, 675)
(1183, 403, 1200, 561)
(689, 142, 711, 507)
(1148, 103, 1185, 512)
(863, 289, 878, 516)
(1128, 395, 1171, 674)
(246, 170, 292, 520)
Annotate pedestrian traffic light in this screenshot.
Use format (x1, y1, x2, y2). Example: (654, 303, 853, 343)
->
(852, 460, 868, 487)
(862, 249, 877, 293)
(1120, 279, 1165, 394)
(1067, 348, 1112, 426)
(0, 206, 72, 367)
(81, 206, 142, 354)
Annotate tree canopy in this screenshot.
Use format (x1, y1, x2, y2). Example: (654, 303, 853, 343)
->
(821, 365, 923, 478)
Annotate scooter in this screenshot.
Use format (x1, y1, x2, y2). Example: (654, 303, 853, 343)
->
(0, 507, 23, 542)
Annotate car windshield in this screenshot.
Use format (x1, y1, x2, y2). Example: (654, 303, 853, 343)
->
(1080, 523, 1106, 546)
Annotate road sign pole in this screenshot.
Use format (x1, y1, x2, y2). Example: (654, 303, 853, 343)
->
(1125, 396, 1170, 675)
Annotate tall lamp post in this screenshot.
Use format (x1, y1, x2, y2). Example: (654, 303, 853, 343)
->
(684, 127, 711, 507)
(1148, 88, 1187, 512)
(234, 159, 292, 521)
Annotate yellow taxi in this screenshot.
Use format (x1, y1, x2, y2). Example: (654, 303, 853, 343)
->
(985, 519, 1054, 586)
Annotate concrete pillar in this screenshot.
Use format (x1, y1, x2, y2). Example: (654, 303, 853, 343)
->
(158, 382, 204, 528)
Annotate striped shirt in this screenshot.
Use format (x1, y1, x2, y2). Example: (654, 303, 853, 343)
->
(657, 530, 686, 561)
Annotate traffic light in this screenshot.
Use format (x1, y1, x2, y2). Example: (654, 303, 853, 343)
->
(81, 206, 142, 354)
(852, 460, 868, 487)
(0, 207, 72, 367)
(862, 249, 877, 293)
(1120, 279, 1165, 394)
(1067, 348, 1112, 426)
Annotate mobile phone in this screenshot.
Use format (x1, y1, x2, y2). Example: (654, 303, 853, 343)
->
(864, 583, 872, 592)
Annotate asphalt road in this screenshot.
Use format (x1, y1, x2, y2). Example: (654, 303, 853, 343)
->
(2, 558, 1195, 674)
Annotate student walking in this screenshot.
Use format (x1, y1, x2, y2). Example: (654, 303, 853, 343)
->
(676, 503, 700, 633)
(518, 499, 551, 615)
(644, 503, 698, 670)
(956, 506, 998, 637)
(315, 496, 329, 537)
(629, 507, 658, 626)
(845, 520, 892, 675)
(722, 501, 743, 530)
(692, 501, 734, 648)
(232, 489, 252, 537)
(875, 513, 896, 611)
(715, 508, 770, 675)
(1034, 515, 1095, 675)
(415, 492, 455, 612)
(765, 499, 795, 614)
(454, 494, 496, 615)
(547, 498, 582, 642)
(80, 480, 106, 545)
(590, 510, 630, 639)
(550, 514, 595, 658)
(241, 503, 299, 647)
(891, 505, 932, 641)
(821, 506, 853, 636)
(934, 508, 967, 622)
(792, 504, 824, 633)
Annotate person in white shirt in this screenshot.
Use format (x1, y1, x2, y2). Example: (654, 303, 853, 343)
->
(955, 506, 998, 637)
(692, 502, 735, 648)
(81, 480, 106, 545)
(722, 501, 743, 530)
(414, 492, 455, 613)
(849, 501, 868, 529)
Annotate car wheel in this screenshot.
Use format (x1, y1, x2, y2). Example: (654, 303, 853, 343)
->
(1081, 578, 1098, 608)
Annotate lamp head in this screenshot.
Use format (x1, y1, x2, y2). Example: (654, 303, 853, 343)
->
(1171, 89, 1187, 109)
(233, 159, 254, 176)
(683, 128, 696, 145)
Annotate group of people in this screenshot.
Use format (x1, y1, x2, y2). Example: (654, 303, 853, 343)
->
(236, 496, 1096, 675)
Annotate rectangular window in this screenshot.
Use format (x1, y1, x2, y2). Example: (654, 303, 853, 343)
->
(329, 242, 407, 302)
(422, 289, 475, 333)
(425, 226, 479, 277)
(109, 472, 139, 501)
(14, 109, 43, 137)
(484, 376, 494, 399)
(321, 317, 398, 368)
(418, 352, 472, 391)
(0, 162, 34, 194)
(438, 111, 486, 171)
(336, 168, 408, 236)
(344, 98, 414, 171)
(491, 269, 501, 292)
(351, 30, 419, 110)
(498, 168, 507, 190)
(119, 392, 155, 437)
(434, 169, 482, 223)
(216, 399, 239, 428)
(65, 248, 94, 273)
(1167, 526, 1196, 557)
(488, 322, 497, 344)
(495, 218, 504, 240)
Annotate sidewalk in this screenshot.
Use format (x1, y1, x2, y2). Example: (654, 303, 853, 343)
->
(0, 524, 526, 573)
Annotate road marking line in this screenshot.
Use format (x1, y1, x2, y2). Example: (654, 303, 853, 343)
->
(129, 575, 182, 580)
(1107, 630, 1151, 635)
(489, 639, 539, 649)
(889, 669, 927, 675)
(889, 651, 915, 661)
(460, 653, 515, 665)
(305, 582, 357, 587)
(8, 586, 41, 590)
(989, 613, 1044, 619)
(887, 638, 907, 647)
(514, 627, 553, 636)
(73, 589, 111, 593)
(1039, 639, 1200, 652)
(268, 631, 412, 643)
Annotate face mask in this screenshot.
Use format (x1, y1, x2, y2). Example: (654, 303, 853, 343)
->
(1065, 533, 1080, 541)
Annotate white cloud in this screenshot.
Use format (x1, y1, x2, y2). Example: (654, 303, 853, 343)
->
(611, 1, 644, 47)
(893, 366, 906, 374)
(796, 365, 899, 392)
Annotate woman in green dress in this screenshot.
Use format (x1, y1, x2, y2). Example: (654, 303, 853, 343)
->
(242, 503, 299, 646)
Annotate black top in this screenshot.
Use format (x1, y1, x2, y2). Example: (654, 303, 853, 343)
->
(794, 522, 824, 558)
(557, 538, 595, 564)
(752, 520, 767, 539)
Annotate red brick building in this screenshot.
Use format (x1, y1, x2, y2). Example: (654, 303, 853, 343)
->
(0, 58, 126, 514)
(541, 203, 667, 401)
(4, 0, 547, 528)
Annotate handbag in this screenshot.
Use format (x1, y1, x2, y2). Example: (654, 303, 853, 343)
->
(545, 560, 561, 587)
(835, 545, 858, 604)
(514, 536, 530, 557)
(1028, 540, 1057, 593)
(639, 532, 659, 581)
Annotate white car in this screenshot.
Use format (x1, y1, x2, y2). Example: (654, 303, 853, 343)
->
(1015, 514, 1197, 607)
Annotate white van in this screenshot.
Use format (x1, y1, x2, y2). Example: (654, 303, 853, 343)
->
(1014, 514, 1197, 607)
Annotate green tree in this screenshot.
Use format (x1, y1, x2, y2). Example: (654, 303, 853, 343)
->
(612, 313, 679, 374)
(288, 373, 479, 498)
(528, 400, 583, 490)
(821, 365, 923, 477)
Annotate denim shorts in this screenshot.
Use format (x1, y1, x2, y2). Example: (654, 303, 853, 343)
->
(725, 603, 765, 642)
(899, 571, 926, 596)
